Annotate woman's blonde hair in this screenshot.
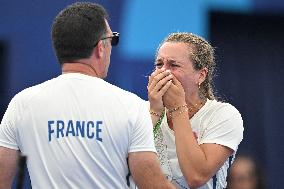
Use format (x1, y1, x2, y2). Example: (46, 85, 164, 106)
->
(156, 32, 217, 100)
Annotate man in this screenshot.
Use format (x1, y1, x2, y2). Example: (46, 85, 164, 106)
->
(0, 2, 174, 189)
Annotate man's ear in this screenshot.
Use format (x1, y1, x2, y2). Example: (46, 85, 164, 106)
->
(95, 40, 104, 59)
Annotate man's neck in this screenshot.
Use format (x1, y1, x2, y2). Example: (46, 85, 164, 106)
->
(61, 62, 99, 77)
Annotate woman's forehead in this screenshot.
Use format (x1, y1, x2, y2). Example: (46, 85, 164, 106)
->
(157, 42, 191, 61)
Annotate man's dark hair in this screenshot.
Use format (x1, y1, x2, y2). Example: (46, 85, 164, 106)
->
(52, 2, 108, 64)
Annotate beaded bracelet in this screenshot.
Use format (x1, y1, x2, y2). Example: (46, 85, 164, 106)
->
(153, 110, 165, 138)
(169, 107, 188, 119)
(168, 104, 187, 114)
(150, 110, 162, 117)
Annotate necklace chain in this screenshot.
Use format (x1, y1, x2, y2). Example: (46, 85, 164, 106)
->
(187, 101, 205, 118)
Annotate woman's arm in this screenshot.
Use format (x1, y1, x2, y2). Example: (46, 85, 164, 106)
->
(163, 77, 234, 188)
(171, 110, 233, 188)
(148, 68, 172, 126)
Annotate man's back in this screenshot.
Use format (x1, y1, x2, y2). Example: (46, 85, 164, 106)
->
(0, 3, 176, 189)
(1, 73, 155, 188)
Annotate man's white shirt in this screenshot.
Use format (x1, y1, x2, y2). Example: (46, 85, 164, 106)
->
(0, 73, 156, 188)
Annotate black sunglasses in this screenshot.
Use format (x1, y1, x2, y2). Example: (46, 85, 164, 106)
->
(94, 32, 119, 47)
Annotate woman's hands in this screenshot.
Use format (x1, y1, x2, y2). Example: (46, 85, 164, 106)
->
(162, 76, 186, 110)
(148, 68, 186, 113)
(148, 68, 173, 115)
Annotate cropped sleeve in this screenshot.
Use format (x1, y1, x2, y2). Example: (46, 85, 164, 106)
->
(129, 100, 156, 153)
(0, 97, 19, 150)
(199, 104, 244, 151)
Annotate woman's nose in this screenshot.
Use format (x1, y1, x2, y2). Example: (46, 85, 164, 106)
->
(162, 63, 170, 70)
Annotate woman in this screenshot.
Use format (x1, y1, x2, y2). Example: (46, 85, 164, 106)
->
(227, 154, 266, 189)
(148, 32, 244, 189)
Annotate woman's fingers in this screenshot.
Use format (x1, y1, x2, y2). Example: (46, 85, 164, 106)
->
(149, 74, 173, 100)
(148, 68, 165, 87)
(162, 76, 186, 109)
(171, 76, 181, 86)
(157, 79, 172, 96)
(148, 69, 171, 92)
(148, 69, 173, 113)
(152, 74, 173, 94)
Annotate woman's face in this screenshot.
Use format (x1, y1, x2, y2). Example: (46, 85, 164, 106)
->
(155, 42, 201, 97)
(228, 158, 257, 189)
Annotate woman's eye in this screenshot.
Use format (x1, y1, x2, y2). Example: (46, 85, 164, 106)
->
(171, 64, 179, 67)
(155, 63, 163, 68)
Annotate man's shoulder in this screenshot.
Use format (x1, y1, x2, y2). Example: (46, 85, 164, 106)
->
(103, 80, 144, 102)
(14, 77, 57, 102)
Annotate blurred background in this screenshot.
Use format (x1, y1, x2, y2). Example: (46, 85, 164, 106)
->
(0, 0, 283, 188)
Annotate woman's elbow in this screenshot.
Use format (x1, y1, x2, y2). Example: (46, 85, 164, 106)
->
(185, 174, 209, 188)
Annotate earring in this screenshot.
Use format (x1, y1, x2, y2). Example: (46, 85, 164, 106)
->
(198, 82, 201, 89)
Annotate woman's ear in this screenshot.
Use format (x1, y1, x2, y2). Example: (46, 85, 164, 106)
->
(199, 67, 208, 84)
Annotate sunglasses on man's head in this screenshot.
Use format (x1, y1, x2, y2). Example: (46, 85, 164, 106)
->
(94, 32, 119, 47)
